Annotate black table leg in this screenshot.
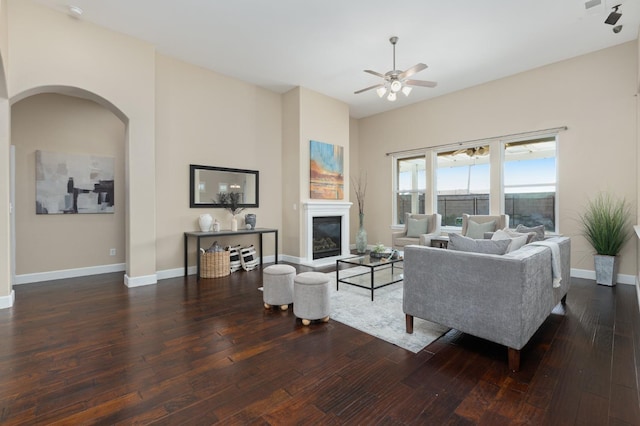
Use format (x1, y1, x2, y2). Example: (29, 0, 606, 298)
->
(196, 236, 201, 282)
(184, 234, 188, 277)
(259, 233, 264, 267)
(274, 230, 278, 264)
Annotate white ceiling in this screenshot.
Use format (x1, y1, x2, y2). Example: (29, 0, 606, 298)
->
(33, 0, 640, 118)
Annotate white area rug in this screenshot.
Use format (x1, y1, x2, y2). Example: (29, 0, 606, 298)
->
(328, 267, 449, 353)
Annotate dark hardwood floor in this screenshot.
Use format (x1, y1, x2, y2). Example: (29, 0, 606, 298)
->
(1, 264, 639, 425)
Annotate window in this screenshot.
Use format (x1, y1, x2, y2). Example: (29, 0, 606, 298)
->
(503, 138, 557, 231)
(394, 156, 425, 224)
(436, 146, 490, 226)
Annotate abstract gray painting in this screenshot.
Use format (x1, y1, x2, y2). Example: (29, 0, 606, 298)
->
(36, 150, 115, 214)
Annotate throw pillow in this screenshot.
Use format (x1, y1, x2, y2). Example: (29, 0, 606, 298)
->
(500, 227, 537, 244)
(448, 233, 510, 255)
(406, 217, 429, 238)
(465, 219, 496, 239)
(515, 224, 545, 242)
(491, 229, 528, 252)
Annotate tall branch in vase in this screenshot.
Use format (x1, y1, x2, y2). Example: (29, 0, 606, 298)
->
(351, 173, 367, 215)
(352, 172, 368, 253)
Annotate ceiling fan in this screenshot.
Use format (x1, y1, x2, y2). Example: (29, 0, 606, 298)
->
(354, 36, 437, 101)
(453, 146, 490, 157)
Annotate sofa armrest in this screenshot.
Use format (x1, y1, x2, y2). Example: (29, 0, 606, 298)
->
(391, 230, 406, 247)
(418, 232, 441, 246)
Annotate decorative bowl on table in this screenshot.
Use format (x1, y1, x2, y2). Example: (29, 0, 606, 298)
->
(370, 249, 398, 260)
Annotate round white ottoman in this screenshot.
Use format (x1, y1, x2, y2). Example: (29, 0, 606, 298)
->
(293, 271, 330, 325)
(263, 264, 296, 311)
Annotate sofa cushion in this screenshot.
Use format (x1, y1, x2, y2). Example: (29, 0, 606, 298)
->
(406, 217, 429, 238)
(515, 224, 545, 242)
(448, 233, 510, 255)
(491, 229, 528, 252)
(466, 220, 496, 239)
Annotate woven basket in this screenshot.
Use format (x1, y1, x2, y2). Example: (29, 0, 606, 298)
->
(200, 251, 230, 278)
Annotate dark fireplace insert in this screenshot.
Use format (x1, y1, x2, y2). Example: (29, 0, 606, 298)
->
(313, 216, 341, 260)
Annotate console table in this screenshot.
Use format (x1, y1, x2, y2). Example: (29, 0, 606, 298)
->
(184, 228, 278, 280)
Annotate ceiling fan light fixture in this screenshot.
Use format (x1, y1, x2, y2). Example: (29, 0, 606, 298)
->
(402, 86, 412, 96)
(376, 86, 387, 98)
(387, 92, 397, 102)
(390, 80, 402, 93)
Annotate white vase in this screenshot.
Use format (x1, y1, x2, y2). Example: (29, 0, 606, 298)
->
(198, 214, 213, 232)
(231, 216, 238, 231)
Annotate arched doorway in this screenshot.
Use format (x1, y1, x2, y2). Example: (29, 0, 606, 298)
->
(11, 90, 126, 283)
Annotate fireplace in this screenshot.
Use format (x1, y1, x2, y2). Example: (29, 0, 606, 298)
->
(302, 201, 352, 265)
(313, 216, 341, 259)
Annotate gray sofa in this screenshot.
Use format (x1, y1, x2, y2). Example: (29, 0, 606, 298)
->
(403, 236, 570, 371)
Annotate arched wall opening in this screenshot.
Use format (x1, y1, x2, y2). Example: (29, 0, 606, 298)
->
(10, 86, 130, 285)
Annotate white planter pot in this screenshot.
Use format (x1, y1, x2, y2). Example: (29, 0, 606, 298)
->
(594, 254, 619, 286)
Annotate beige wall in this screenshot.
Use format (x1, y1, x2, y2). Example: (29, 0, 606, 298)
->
(282, 88, 301, 257)
(349, 117, 361, 243)
(155, 54, 282, 271)
(357, 41, 638, 276)
(7, 0, 156, 283)
(281, 87, 350, 259)
(12, 94, 125, 273)
(0, 0, 11, 301)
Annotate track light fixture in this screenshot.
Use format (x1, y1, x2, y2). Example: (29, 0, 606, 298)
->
(604, 4, 621, 25)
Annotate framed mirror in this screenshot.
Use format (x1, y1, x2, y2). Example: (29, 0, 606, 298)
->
(190, 165, 259, 208)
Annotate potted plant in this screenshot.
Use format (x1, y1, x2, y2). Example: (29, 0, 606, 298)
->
(216, 192, 245, 231)
(579, 192, 632, 286)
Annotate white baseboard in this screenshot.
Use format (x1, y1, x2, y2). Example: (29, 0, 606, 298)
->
(124, 273, 157, 288)
(570, 268, 635, 285)
(0, 290, 14, 309)
(14, 263, 126, 285)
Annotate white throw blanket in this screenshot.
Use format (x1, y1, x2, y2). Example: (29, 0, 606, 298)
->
(529, 240, 562, 288)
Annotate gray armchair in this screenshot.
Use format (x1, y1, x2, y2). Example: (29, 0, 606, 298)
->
(392, 213, 442, 250)
(461, 214, 509, 238)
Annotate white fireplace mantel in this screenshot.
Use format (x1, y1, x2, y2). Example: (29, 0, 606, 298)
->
(302, 201, 352, 266)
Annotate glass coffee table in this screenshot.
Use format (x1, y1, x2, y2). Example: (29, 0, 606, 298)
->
(336, 252, 403, 301)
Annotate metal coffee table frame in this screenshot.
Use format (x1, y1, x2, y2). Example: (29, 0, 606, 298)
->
(336, 254, 403, 301)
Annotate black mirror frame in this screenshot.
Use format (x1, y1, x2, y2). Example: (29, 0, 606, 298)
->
(190, 164, 259, 208)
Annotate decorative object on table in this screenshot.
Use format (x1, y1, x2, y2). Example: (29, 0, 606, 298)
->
(199, 241, 230, 278)
(370, 242, 386, 258)
(240, 245, 259, 271)
(198, 213, 213, 232)
(35, 150, 115, 214)
(579, 191, 632, 286)
(212, 219, 220, 232)
(309, 140, 344, 200)
(216, 192, 245, 232)
(245, 213, 256, 229)
(370, 243, 398, 260)
(227, 245, 242, 273)
(351, 171, 368, 254)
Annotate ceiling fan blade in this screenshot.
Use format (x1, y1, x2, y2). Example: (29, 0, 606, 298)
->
(405, 79, 437, 88)
(364, 69, 386, 78)
(354, 83, 384, 95)
(398, 63, 427, 80)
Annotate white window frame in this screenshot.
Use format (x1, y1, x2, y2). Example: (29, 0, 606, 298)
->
(390, 129, 562, 233)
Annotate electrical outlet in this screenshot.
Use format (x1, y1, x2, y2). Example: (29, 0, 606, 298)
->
(109, 248, 116, 256)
